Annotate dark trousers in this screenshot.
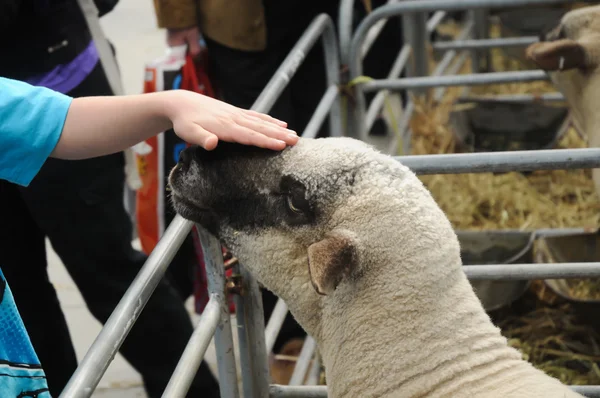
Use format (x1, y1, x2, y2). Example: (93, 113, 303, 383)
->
(0, 63, 219, 397)
(204, 0, 405, 352)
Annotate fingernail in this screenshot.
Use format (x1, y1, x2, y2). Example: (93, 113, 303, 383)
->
(287, 130, 297, 135)
(288, 133, 298, 140)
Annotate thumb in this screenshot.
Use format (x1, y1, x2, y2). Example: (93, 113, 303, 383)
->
(177, 123, 218, 150)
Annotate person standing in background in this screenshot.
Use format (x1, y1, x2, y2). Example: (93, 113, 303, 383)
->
(0, 0, 220, 396)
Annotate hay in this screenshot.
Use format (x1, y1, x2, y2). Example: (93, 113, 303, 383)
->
(408, 19, 600, 385)
(495, 299, 600, 385)
(411, 21, 600, 232)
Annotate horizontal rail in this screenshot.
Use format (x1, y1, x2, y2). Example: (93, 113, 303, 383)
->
(465, 262, 600, 281)
(270, 385, 600, 398)
(395, 148, 600, 175)
(457, 92, 566, 103)
(362, 70, 548, 92)
(433, 36, 538, 51)
(270, 385, 327, 398)
(161, 297, 221, 397)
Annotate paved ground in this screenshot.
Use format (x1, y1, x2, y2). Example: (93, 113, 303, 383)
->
(46, 1, 232, 396)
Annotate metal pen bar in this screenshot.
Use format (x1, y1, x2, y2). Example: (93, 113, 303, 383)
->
(362, 70, 548, 92)
(270, 385, 328, 398)
(465, 262, 600, 281)
(196, 226, 240, 398)
(303, 86, 340, 139)
(402, 12, 429, 80)
(161, 297, 221, 397)
(396, 147, 600, 175)
(338, 0, 356, 66)
(235, 265, 271, 398)
(433, 49, 472, 102)
(432, 20, 474, 77)
(427, 10, 447, 33)
(269, 385, 600, 397)
(365, 44, 411, 132)
(265, 298, 289, 355)
(573, 386, 600, 398)
(348, 0, 571, 79)
(457, 92, 565, 103)
(289, 337, 317, 386)
(433, 36, 538, 51)
(361, 0, 401, 59)
(305, 355, 322, 386)
(60, 216, 194, 398)
(254, 14, 339, 124)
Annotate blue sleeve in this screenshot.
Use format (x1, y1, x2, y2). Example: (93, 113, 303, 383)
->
(0, 77, 73, 186)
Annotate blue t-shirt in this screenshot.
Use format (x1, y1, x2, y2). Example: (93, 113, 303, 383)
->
(0, 76, 72, 396)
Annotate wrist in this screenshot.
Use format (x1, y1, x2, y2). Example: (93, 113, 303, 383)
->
(147, 91, 179, 132)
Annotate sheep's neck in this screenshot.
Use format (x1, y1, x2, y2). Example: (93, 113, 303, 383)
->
(317, 254, 527, 398)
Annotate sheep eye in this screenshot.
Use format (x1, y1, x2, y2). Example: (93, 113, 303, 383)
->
(286, 195, 304, 214)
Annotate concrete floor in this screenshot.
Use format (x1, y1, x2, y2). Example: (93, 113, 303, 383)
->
(46, 1, 230, 396)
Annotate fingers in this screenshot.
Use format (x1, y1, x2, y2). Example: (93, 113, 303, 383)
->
(240, 114, 299, 146)
(245, 110, 289, 128)
(222, 124, 288, 151)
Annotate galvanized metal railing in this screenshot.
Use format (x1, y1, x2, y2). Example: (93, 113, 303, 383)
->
(60, 1, 600, 397)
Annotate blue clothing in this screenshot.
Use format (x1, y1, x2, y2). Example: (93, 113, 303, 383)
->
(0, 77, 72, 397)
(0, 76, 72, 187)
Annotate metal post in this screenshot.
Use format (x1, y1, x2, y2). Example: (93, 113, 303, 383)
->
(161, 298, 221, 397)
(196, 226, 240, 398)
(234, 264, 271, 398)
(60, 216, 194, 398)
(402, 12, 429, 80)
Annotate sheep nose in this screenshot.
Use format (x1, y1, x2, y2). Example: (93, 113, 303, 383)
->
(178, 147, 193, 171)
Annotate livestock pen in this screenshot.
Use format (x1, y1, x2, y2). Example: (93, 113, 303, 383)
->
(59, 0, 600, 397)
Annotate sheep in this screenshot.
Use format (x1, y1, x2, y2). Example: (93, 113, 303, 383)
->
(526, 4, 600, 195)
(168, 138, 584, 398)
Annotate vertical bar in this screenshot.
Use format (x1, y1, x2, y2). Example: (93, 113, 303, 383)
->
(305, 355, 322, 386)
(196, 226, 240, 398)
(402, 12, 429, 80)
(288, 337, 317, 386)
(234, 265, 271, 398)
(265, 298, 289, 355)
(161, 298, 221, 397)
(319, 15, 343, 138)
(469, 8, 490, 73)
(60, 216, 194, 398)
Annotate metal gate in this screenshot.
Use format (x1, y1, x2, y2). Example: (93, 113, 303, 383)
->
(60, 0, 600, 397)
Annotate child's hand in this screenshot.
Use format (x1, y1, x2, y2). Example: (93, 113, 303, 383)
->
(165, 90, 299, 151)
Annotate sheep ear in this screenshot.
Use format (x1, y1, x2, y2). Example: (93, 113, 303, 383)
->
(526, 39, 588, 71)
(307, 230, 358, 296)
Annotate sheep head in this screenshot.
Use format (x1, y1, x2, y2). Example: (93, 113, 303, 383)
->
(526, 5, 600, 136)
(168, 137, 459, 336)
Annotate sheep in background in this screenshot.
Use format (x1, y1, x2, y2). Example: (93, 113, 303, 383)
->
(526, 5, 600, 195)
(168, 138, 584, 398)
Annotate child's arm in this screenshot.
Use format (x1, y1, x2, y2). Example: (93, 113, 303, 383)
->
(53, 89, 297, 160)
(0, 77, 296, 187)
